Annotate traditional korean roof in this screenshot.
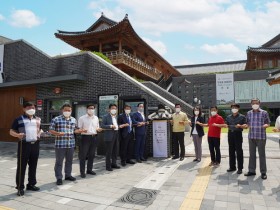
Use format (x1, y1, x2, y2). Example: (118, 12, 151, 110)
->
(262, 33, 280, 48)
(174, 60, 246, 75)
(55, 14, 181, 77)
(0, 35, 12, 44)
(266, 69, 280, 85)
(247, 47, 280, 53)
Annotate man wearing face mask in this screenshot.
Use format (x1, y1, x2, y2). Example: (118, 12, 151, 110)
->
(171, 103, 190, 161)
(78, 104, 102, 178)
(10, 101, 41, 196)
(49, 103, 85, 185)
(133, 103, 149, 163)
(244, 98, 270, 180)
(199, 106, 225, 166)
(118, 105, 136, 166)
(101, 104, 120, 171)
(224, 104, 247, 174)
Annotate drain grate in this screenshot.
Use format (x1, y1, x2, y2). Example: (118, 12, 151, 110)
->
(117, 187, 160, 206)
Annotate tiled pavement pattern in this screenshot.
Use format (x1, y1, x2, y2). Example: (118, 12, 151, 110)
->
(0, 133, 280, 210)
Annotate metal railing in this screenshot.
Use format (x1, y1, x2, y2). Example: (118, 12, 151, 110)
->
(104, 50, 162, 80)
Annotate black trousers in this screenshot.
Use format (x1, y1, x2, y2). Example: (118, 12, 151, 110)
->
(16, 141, 39, 190)
(173, 132, 185, 158)
(105, 131, 118, 169)
(228, 131, 243, 170)
(119, 132, 134, 163)
(79, 135, 98, 174)
(208, 137, 221, 163)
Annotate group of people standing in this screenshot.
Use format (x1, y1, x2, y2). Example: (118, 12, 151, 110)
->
(10, 98, 275, 196)
(188, 98, 271, 181)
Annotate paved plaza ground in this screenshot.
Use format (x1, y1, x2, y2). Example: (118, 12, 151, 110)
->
(1, 133, 280, 210)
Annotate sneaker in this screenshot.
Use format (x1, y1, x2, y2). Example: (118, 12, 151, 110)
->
(26, 184, 40, 191)
(214, 162, 220, 167)
(65, 176, 76, 181)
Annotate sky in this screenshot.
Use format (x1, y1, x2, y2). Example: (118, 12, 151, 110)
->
(1, 0, 280, 65)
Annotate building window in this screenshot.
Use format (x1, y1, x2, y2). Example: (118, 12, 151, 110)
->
(178, 85, 181, 89)
(178, 90, 181, 94)
(263, 60, 273, 68)
(185, 90, 189, 93)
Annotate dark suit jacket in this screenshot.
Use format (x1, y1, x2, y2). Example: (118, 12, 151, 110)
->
(118, 113, 135, 138)
(190, 116, 205, 137)
(101, 114, 118, 141)
(133, 112, 147, 136)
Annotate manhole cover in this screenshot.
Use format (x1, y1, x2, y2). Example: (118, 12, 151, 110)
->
(238, 180, 249, 185)
(117, 187, 160, 206)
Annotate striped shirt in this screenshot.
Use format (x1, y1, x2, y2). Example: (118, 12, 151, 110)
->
(246, 109, 270, 140)
(49, 115, 78, 148)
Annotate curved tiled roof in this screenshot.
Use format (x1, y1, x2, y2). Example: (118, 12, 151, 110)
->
(247, 47, 280, 53)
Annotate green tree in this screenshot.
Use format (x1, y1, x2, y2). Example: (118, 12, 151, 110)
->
(92, 51, 112, 64)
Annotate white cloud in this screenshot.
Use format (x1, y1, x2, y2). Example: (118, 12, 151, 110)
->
(142, 37, 167, 56)
(106, 0, 280, 46)
(201, 43, 245, 60)
(9, 10, 43, 28)
(0, 14, 5, 21)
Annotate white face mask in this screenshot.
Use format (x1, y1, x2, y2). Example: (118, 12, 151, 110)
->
(252, 104, 259, 110)
(211, 111, 217, 116)
(110, 109, 117, 115)
(139, 108, 144, 112)
(125, 109, 131, 114)
(231, 109, 238, 114)
(194, 111, 199, 116)
(175, 108, 181, 113)
(87, 109, 95, 115)
(26, 109, 35, 116)
(63, 111, 71, 118)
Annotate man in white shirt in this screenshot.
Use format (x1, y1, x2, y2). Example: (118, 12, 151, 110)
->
(78, 104, 102, 178)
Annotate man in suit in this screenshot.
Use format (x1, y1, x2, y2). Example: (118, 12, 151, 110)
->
(133, 103, 149, 163)
(101, 104, 121, 171)
(118, 105, 136, 166)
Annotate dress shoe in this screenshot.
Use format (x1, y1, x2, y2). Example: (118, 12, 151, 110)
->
(56, 179, 63, 185)
(261, 173, 267, 180)
(121, 162, 126, 167)
(237, 170, 242, 174)
(209, 162, 214, 166)
(126, 160, 135, 164)
(111, 164, 120, 169)
(140, 158, 147, 161)
(244, 172, 256, 176)
(65, 176, 76, 181)
(180, 157, 184, 161)
(172, 156, 179, 160)
(136, 159, 142, 163)
(26, 184, 40, 191)
(193, 158, 198, 162)
(81, 173, 86, 178)
(106, 168, 113, 171)
(87, 170, 96, 175)
(227, 168, 236, 172)
(17, 189, 24, 196)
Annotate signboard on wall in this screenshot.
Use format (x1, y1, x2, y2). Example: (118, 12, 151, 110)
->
(152, 120, 168, 157)
(235, 80, 280, 103)
(98, 95, 118, 118)
(216, 73, 234, 105)
(0, 45, 4, 83)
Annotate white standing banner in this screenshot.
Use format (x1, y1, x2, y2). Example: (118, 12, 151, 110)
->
(0, 44, 4, 83)
(216, 73, 234, 105)
(152, 120, 168, 157)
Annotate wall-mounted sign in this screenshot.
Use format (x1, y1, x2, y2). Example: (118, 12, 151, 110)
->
(216, 73, 234, 105)
(98, 95, 118, 118)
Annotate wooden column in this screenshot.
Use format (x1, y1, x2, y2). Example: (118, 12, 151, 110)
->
(119, 39, 122, 52)
(99, 42, 102, 52)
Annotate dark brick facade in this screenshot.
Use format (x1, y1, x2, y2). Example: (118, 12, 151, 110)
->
(1, 40, 179, 156)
